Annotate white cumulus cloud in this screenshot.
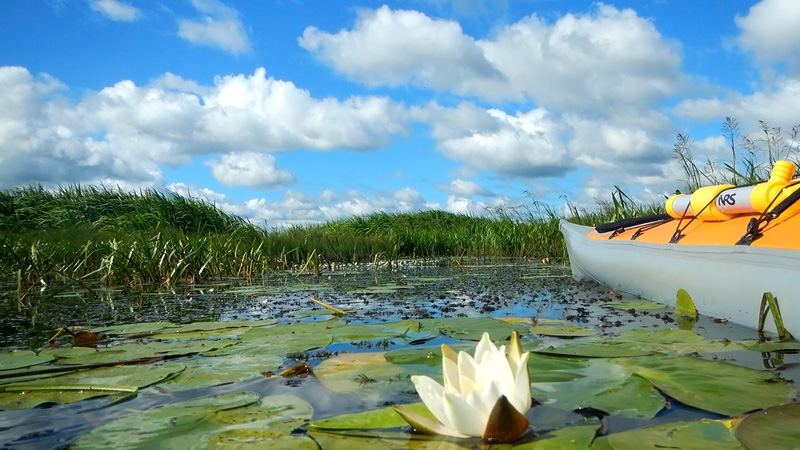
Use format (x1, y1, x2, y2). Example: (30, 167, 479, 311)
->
(736, 0, 800, 70)
(301, 4, 683, 109)
(89, 0, 141, 22)
(438, 179, 492, 197)
(416, 103, 572, 177)
(300, 5, 505, 91)
(178, 0, 250, 54)
(205, 152, 296, 188)
(0, 66, 408, 190)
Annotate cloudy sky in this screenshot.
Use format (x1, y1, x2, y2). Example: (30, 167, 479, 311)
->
(2, 0, 799, 227)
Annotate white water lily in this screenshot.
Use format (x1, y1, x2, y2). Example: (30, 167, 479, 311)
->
(394, 331, 532, 443)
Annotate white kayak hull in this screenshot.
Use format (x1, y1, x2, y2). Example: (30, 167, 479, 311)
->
(559, 219, 800, 334)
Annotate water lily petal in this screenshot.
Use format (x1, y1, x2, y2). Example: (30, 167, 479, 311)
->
(410, 375, 454, 430)
(392, 404, 468, 438)
(443, 390, 488, 437)
(510, 351, 532, 412)
(507, 330, 523, 374)
(441, 344, 460, 392)
(473, 332, 496, 365)
(477, 349, 515, 392)
(465, 377, 504, 420)
(456, 351, 479, 395)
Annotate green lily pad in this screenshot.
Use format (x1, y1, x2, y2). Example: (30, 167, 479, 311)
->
(744, 340, 800, 352)
(386, 343, 587, 384)
(0, 364, 184, 409)
(627, 355, 797, 416)
(614, 329, 724, 355)
(93, 321, 176, 336)
(0, 350, 55, 371)
(0, 386, 136, 410)
(149, 327, 252, 341)
(211, 393, 314, 433)
(676, 289, 698, 320)
(72, 392, 312, 449)
(602, 300, 666, 310)
(528, 353, 589, 383)
(601, 419, 743, 449)
(57, 339, 237, 365)
(308, 430, 471, 450)
(735, 403, 800, 449)
(153, 354, 282, 392)
(617, 329, 704, 345)
(208, 429, 318, 449)
(328, 320, 422, 344)
(44, 346, 98, 359)
(419, 317, 530, 341)
(211, 324, 333, 357)
(533, 343, 653, 358)
(384, 344, 476, 367)
(310, 402, 433, 430)
(534, 358, 665, 419)
(530, 321, 597, 337)
(314, 352, 423, 403)
(514, 424, 601, 449)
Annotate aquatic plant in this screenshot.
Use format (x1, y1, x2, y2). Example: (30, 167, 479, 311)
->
(394, 331, 532, 443)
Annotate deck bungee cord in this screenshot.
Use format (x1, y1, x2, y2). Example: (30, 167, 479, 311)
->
(594, 160, 800, 244)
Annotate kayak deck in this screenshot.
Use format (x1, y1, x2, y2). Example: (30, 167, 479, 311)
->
(587, 211, 800, 250)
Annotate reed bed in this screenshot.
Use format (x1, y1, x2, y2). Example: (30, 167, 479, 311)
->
(1, 186, 599, 299)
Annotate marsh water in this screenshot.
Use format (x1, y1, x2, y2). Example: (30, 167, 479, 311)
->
(1, 259, 798, 449)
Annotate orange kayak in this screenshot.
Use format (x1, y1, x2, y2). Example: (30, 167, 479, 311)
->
(560, 161, 800, 335)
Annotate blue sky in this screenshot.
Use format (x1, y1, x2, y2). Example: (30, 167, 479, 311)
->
(2, 0, 799, 226)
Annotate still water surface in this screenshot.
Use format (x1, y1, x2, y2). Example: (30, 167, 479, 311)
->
(0, 260, 797, 448)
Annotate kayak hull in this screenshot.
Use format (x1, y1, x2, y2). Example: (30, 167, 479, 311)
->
(559, 219, 800, 334)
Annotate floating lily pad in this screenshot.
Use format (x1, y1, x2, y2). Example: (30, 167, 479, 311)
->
(328, 320, 423, 344)
(515, 424, 601, 449)
(601, 300, 666, 310)
(384, 344, 475, 367)
(93, 321, 176, 336)
(530, 321, 597, 337)
(744, 340, 800, 352)
(626, 355, 797, 416)
(600, 419, 743, 450)
(534, 358, 665, 419)
(314, 352, 423, 403)
(735, 403, 800, 449)
(72, 392, 313, 449)
(153, 354, 282, 392)
(0, 350, 55, 372)
(616, 329, 748, 355)
(0, 364, 184, 409)
(210, 324, 333, 357)
(533, 343, 653, 358)
(310, 402, 433, 430)
(420, 317, 530, 341)
(0, 386, 136, 410)
(308, 430, 471, 450)
(208, 429, 318, 449)
(528, 353, 589, 383)
(617, 329, 704, 345)
(56, 339, 237, 365)
(149, 326, 252, 341)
